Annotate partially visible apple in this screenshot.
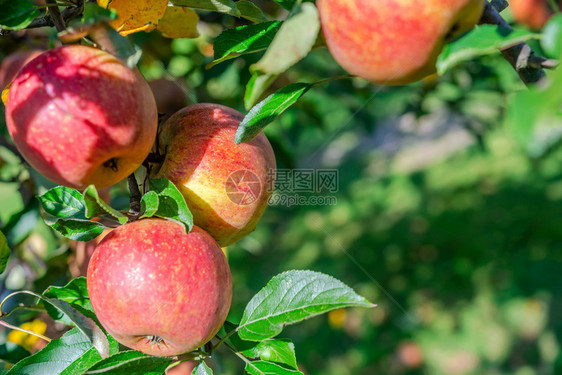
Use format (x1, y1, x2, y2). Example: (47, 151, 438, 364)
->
(148, 78, 189, 117)
(317, 0, 485, 85)
(5, 45, 158, 190)
(87, 218, 232, 357)
(0, 49, 43, 89)
(510, 0, 556, 30)
(151, 103, 276, 247)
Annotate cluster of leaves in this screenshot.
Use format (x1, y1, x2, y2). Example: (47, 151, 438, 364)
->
(1, 270, 373, 374)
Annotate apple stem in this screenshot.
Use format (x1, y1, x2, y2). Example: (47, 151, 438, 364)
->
(128, 173, 142, 221)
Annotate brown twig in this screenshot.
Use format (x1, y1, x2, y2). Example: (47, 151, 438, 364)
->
(45, 0, 67, 32)
(479, 2, 558, 85)
(29, 5, 82, 29)
(128, 173, 142, 221)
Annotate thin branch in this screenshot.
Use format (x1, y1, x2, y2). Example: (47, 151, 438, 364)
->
(128, 173, 142, 222)
(479, 2, 557, 85)
(490, 0, 509, 12)
(45, 0, 67, 32)
(25, 4, 82, 30)
(0, 320, 52, 343)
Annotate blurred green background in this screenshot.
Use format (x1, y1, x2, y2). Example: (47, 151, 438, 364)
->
(1, 7, 562, 375)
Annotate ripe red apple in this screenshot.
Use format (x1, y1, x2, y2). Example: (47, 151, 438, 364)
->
(87, 218, 232, 356)
(510, 0, 556, 29)
(317, 0, 485, 85)
(0, 49, 43, 89)
(151, 103, 276, 247)
(5, 45, 158, 190)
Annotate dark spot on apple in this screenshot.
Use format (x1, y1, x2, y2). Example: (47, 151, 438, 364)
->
(104, 158, 119, 172)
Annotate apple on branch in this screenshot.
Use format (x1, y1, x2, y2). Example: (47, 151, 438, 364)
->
(5, 45, 158, 190)
(317, 0, 485, 85)
(151, 103, 276, 247)
(87, 218, 232, 357)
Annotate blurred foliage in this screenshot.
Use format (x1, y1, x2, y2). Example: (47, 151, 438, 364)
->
(1, 2, 562, 375)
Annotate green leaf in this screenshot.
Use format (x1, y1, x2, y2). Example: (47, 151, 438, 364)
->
(84, 351, 173, 374)
(37, 187, 87, 219)
(236, 0, 268, 23)
(45, 216, 106, 242)
(90, 25, 142, 68)
(43, 277, 94, 316)
(0, 230, 10, 274)
(238, 270, 375, 341)
(242, 339, 298, 369)
(437, 24, 541, 75)
(244, 72, 277, 110)
(171, 0, 241, 18)
(542, 14, 562, 58)
(273, 0, 297, 11)
(208, 21, 282, 69)
(139, 191, 160, 219)
(251, 3, 320, 75)
(245, 360, 303, 375)
(38, 187, 110, 241)
(37, 294, 110, 358)
(7, 328, 101, 375)
(0, 0, 40, 30)
(0, 342, 30, 364)
(148, 178, 193, 232)
(81, 2, 118, 26)
(193, 361, 213, 374)
(237, 82, 313, 143)
(3, 201, 39, 246)
(83, 185, 127, 224)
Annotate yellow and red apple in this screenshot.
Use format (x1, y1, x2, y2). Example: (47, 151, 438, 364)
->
(317, 0, 485, 85)
(152, 103, 276, 247)
(5, 45, 158, 190)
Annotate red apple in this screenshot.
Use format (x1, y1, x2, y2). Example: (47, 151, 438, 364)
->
(0, 49, 43, 89)
(510, 0, 556, 30)
(152, 104, 276, 247)
(5, 45, 158, 190)
(317, 0, 485, 85)
(87, 218, 232, 356)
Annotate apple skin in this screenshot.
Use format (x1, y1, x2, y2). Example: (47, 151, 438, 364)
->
(510, 0, 555, 30)
(0, 50, 43, 89)
(5, 45, 158, 190)
(87, 219, 232, 357)
(317, 0, 485, 85)
(152, 103, 276, 247)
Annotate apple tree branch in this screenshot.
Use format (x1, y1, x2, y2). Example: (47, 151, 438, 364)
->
(479, 1, 558, 85)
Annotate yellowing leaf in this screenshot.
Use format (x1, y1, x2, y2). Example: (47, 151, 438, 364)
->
(157, 6, 199, 39)
(7, 319, 47, 350)
(1, 82, 10, 105)
(97, 0, 168, 36)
